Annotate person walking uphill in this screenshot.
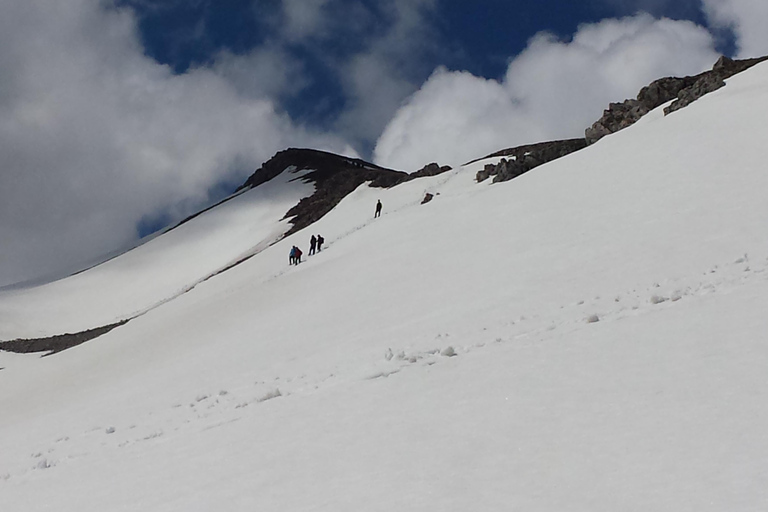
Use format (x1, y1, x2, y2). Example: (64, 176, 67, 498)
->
(316, 234, 324, 252)
(375, 200, 382, 218)
(309, 235, 317, 255)
(289, 245, 303, 265)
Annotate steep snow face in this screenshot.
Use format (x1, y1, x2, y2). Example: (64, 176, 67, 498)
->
(3, 62, 768, 511)
(0, 169, 314, 339)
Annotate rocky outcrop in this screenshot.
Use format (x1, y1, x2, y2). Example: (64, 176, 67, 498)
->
(237, 149, 456, 234)
(238, 148, 410, 235)
(585, 77, 697, 144)
(586, 55, 768, 144)
(664, 55, 768, 114)
(409, 162, 452, 178)
(473, 139, 588, 183)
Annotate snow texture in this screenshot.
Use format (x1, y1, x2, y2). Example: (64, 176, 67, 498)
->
(2, 62, 768, 511)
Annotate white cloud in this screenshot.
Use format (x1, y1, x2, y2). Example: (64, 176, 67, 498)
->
(332, 0, 440, 151)
(213, 45, 308, 101)
(373, 14, 720, 171)
(0, 0, 352, 286)
(280, 0, 332, 42)
(372, 68, 528, 171)
(334, 53, 422, 150)
(701, 0, 768, 58)
(245, 0, 439, 153)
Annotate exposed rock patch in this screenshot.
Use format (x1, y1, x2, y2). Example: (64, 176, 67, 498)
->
(238, 148, 408, 235)
(665, 56, 768, 114)
(237, 149, 453, 235)
(586, 55, 768, 144)
(473, 139, 588, 183)
(409, 162, 452, 178)
(0, 320, 129, 355)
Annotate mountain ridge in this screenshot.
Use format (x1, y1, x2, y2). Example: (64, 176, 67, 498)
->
(4, 55, 768, 512)
(1, 56, 767, 356)
(586, 54, 768, 144)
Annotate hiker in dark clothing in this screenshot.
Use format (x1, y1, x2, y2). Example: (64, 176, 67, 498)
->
(316, 235, 324, 252)
(294, 246, 303, 264)
(309, 235, 317, 255)
(375, 200, 382, 218)
(289, 246, 297, 265)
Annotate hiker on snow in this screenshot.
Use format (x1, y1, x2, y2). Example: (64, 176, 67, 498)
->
(316, 234, 324, 252)
(294, 246, 303, 264)
(289, 246, 296, 265)
(309, 235, 317, 255)
(375, 200, 382, 218)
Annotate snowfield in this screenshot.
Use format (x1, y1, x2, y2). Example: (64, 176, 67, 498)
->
(2, 62, 768, 511)
(0, 169, 314, 339)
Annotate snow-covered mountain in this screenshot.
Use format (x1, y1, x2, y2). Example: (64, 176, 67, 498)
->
(2, 59, 768, 510)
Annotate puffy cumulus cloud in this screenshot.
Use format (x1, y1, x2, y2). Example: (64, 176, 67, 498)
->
(324, 0, 441, 151)
(334, 45, 427, 150)
(503, 15, 718, 131)
(213, 44, 309, 101)
(244, 0, 440, 153)
(701, 0, 768, 57)
(372, 69, 531, 171)
(280, 0, 333, 42)
(373, 14, 719, 171)
(0, 0, 352, 286)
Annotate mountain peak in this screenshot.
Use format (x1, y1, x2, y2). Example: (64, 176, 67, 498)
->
(237, 148, 405, 192)
(237, 148, 451, 235)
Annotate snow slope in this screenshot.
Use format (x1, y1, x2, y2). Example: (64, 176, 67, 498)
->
(2, 62, 768, 510)
(0, 168, 314, 339)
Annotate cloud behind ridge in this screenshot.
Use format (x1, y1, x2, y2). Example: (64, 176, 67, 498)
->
(373, 14, 719, 170)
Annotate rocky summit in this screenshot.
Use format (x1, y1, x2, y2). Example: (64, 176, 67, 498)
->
(238, 148, 452, 235)
(586, 55, 768, 145)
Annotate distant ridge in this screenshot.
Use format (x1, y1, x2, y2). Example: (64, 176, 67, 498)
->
(586, 55, 768, 144)
(465, 55, 768, 185)
(467, 139, 588, 184)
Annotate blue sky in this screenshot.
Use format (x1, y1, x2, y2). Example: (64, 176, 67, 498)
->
(121, 0, 728, 154)
(128, 1, 716, 75)
(0, 0, 765, 285)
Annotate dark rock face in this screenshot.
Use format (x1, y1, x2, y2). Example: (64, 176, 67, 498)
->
(586, 55, 768, 144)
(0, 320, 129, 355)
(586, 77, 697, 144)
(237, 148, 406, 192)
(237, 149, 455, 235)
(664, 55, 768, 114)
(409, 162, 452, 178)
(637, 76, 698, 108)
(473, 139, 588, 183)
(585, 76, 698, 144)
(238, 148, 410, 235)
(585, 100, 648, 145)
(665, 77, 725, 114)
